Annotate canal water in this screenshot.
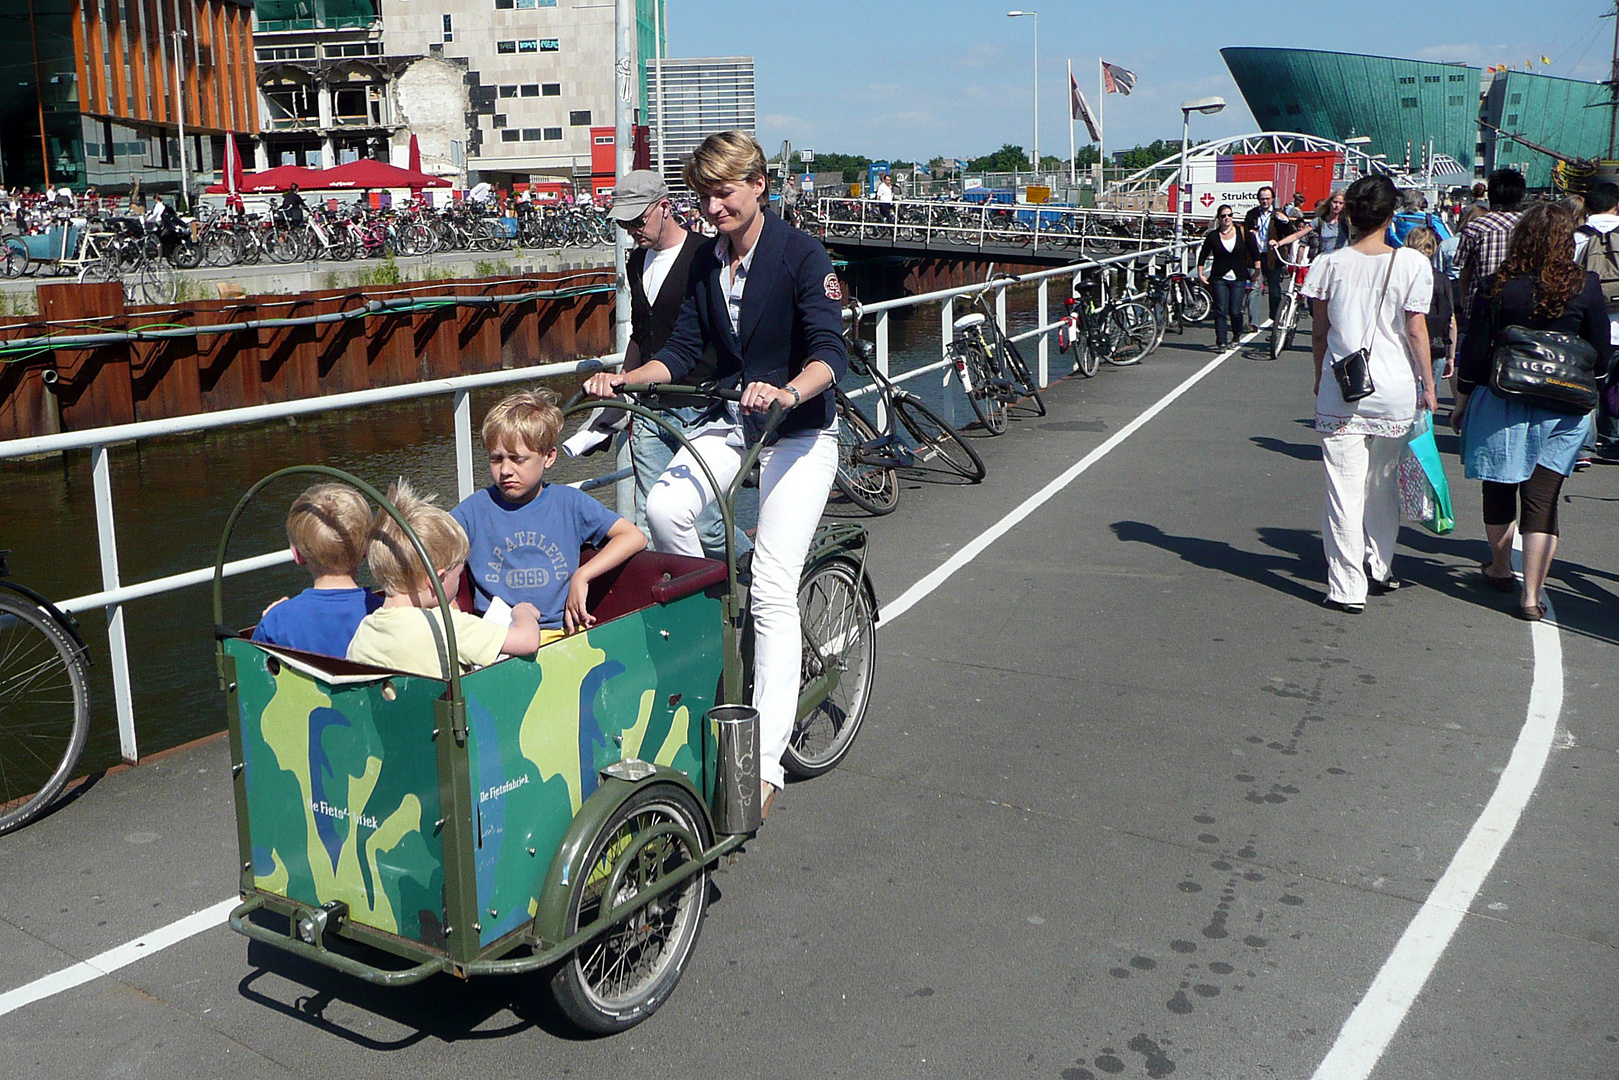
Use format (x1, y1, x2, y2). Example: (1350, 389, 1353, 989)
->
(3, 287, 1051, 774)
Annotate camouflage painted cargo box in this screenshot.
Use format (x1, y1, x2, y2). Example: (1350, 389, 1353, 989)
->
(221, 557, 725, 966)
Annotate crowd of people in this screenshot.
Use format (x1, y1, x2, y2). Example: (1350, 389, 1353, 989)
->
(1235, 166, 1617, 619)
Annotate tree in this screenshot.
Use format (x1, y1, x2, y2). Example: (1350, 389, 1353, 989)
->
(965, 144, 1031, 173)
(813, 152, 873, 184)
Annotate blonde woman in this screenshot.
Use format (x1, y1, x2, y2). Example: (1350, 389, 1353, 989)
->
(584, 131, 848, 816)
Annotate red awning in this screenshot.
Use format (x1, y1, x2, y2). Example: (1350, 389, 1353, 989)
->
(205, 164, 321, 194)
(318, 159, 451, 188)
(204, 160, 450, 194)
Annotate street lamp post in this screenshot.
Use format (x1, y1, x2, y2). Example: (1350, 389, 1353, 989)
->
(1176, 96, 1225, 261)
(1007, 11, 1037, 172)
(172, 28, 189, 210)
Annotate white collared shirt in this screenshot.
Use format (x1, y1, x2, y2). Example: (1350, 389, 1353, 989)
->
(715, 233, 757, 338)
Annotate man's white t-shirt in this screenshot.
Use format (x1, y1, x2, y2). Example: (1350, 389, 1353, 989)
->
(876, 181, 893, 203)
(642, 240, 683, 305)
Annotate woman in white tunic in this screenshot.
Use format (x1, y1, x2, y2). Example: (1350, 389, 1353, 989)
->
(1302, 175, 1436, 613)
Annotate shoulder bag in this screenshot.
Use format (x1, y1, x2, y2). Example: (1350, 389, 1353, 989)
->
(1331, 249, 1397, 403)
(1487, 295, 1599, 415)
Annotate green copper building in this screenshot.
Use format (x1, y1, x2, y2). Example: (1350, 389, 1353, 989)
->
(1221, 47, 1481, 175)
(1223, 46, 1619, 191)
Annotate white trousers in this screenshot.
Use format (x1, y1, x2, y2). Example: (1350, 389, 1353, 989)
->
(1321, 432, 1403, 605)
(646, 424, 840, 789)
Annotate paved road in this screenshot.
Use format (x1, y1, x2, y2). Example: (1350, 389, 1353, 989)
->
(2, 323, 1615, 1079)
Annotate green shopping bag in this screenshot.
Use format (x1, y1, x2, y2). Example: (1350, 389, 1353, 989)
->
(1399, 419, 1455, 535)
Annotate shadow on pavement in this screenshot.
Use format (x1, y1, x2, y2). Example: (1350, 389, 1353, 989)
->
(1110, 521, 1323, 605)
(1250, 436, 1320, 462)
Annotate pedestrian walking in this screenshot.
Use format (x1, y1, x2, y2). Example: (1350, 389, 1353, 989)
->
(1245, 185, 1302, 323)
(1302, 174, 1436, 613)
(1401, 226, 1456, 399)
(1306, 191, 1351, 259)
(1455, 169, 1526, 324)
(1452, 202, 1612, 621)
(1195, 203, 1249, 349)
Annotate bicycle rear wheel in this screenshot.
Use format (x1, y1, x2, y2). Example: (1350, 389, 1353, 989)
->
(833, 399, 899, 515)
(0, 593, 90, 836)
(1179, 278, 1212, 323)
(1102, 301, 1158, 365)
(959, 341, 1009, 435)
(892, 396, 986, 481)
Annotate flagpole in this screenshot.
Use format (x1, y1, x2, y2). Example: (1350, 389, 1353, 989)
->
(1098, 57, 1106, 196)
(1067, 59, 1075, 188)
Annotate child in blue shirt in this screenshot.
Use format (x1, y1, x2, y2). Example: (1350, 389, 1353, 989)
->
(452, 389, 646, 635)
(253, 482, 382, 656)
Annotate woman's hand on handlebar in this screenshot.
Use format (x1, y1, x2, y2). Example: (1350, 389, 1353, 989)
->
(740, 380, 795, 413)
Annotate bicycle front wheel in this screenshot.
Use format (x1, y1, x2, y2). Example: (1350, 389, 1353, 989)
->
(0, 594, 91, 836)
(785, 559, 877, 778)
(833, 400, 899, 515)
(1270, 297, 1298, 359)
(993, 335, 1046, 416)
(892, 396, 986, 481)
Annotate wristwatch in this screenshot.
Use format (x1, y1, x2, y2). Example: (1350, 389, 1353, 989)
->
(784, 385, 802, 407)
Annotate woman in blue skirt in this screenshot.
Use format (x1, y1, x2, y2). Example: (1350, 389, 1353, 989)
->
(1453, 202, 1613, 620)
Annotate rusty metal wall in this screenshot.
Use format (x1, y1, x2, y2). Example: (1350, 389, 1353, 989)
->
(0, 273, 615, 442)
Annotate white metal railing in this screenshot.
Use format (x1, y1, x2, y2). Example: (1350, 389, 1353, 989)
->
(0, 240, 1187, 764)
(1, 355, 625, 763)
(839, 242, 1185, 405)
(812, 197, 1175, 255)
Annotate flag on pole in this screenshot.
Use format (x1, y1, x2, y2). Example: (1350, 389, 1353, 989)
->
(1071, 73, 1101, 143)
(1101, 61, 1136, 95)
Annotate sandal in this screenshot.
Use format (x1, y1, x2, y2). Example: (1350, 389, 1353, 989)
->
(1480, 564, 1516, 593)
(1513, 600, 1547, 622)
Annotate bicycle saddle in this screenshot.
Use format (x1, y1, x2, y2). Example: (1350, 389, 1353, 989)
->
(952, 312, 987, 332)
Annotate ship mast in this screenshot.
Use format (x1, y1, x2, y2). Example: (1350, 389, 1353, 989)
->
(1610, 0, 1619, 159)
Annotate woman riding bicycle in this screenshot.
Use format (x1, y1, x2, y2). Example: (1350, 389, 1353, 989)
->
(583, 131, 848, 818)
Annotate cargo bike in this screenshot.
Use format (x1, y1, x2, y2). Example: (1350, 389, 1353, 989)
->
(214, 389, 877, 1033)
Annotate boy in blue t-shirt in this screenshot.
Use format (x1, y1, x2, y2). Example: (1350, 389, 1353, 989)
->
(452, 389, 645, 634)
(253, 482, 382, 656)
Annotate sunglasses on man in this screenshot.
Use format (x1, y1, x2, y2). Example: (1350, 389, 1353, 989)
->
(617, 202, 664, 230)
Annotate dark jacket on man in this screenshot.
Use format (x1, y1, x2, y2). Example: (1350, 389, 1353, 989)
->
(1243, 204, 1299, 269)
(627, 229, 719, 407)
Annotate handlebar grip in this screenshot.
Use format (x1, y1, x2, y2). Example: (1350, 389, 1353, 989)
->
(563, 387, 590, 410)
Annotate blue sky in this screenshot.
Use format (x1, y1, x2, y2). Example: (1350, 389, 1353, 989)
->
(667, 0, 1614, 162)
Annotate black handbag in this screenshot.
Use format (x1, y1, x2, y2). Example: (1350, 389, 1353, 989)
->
(1331, 251, 1397, 403)
(1488, 304, 1600, 415)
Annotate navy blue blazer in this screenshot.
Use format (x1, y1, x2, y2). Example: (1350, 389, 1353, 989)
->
(653, 208, 848, 437)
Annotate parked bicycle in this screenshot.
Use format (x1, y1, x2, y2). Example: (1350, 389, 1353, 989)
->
(0, 550, 92, 836)
(1056, 268, 1160, 376)
(943, 271, 1046, 434)
(832, 301, 987, 515)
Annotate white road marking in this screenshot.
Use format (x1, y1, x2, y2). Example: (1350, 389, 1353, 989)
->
(1310, 555, 1562, 1079)
(0, 898, 239, 1019)
(880, 330, 1257, 626)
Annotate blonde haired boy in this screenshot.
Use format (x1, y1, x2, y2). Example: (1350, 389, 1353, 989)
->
(252, 482, 381, 656)
(347, 479, 544, 678)
(451, 389, 645, 632)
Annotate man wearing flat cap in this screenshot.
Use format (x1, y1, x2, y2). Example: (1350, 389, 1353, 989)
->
(611, 170, 748, 559)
